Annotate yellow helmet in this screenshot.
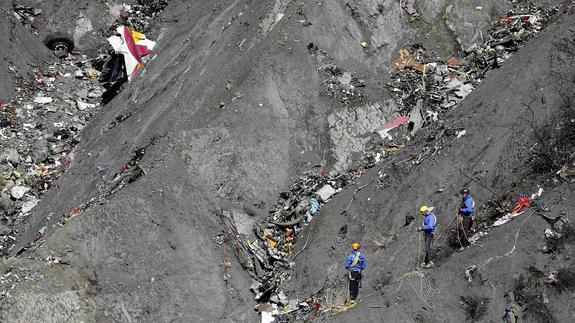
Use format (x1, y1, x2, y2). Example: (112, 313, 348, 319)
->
(351, 242, 361, 250)
(420, 205, 429, 213)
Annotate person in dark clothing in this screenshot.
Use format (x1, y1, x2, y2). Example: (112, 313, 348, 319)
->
(344, 242, 366, 305)
(418, 206, 437, 268)
(458, 189, 475, 250)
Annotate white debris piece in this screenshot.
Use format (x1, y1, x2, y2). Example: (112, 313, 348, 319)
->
(33, 96, 53, 104)
(531, 187, 543, 200)
(21, 197, 39, 214)
(316, 185, 337, 202)
(545, 228, 561, 239)
(465, 265, 478, 282)
(258, 303, 279, 323)
(76, 100, 95, 111)
(455, 83, 474, 98)
(10, 186, 30, 199)
(426, 110, 438, 122)
(445, 78, 463, 90)
(408, 100, 424, 136)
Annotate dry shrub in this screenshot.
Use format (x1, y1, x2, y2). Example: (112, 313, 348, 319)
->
(460, 295, 489, 321)
(552, 267, 575, 294)
(545, 221, 575, 254)
(513, 266, 555, 322)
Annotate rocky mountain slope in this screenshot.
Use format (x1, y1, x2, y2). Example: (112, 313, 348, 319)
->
(0, 0, 574, 322)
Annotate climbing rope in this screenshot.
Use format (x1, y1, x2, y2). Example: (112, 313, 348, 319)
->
(394, 232, 424, 293)
(394, 269, 436, 308)
(415, 229, 422, 270)
(434, 212, 458, 240)
(391, 194, 556, 309)
(476, 194, 558, 271)
(391, 231, 438, 308)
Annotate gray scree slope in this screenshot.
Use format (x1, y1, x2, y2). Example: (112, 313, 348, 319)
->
(1, 0, 573, 322)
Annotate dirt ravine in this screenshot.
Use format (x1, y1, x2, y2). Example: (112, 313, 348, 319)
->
(0, 1, 574, 322)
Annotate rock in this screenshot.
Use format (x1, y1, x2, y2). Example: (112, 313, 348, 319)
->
(10, 185, 30, 199)
(50, 143, 67, 155)
(21, 197, 39, 213)
(340, 72, 352, 85)
(1, 179, 15, 191)
(0, 192, 13, 212)
(0, 224, 12, 236)
(2, 148, 20, 165)
(32, 139, 49, 163)
(277, 291, 288, 304)
(554, 217, 569, 233)
(88, 89, 104, 98)
(76, 89, 89, 98)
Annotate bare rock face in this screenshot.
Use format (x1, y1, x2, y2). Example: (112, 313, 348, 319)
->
(328, 100, 398, 173)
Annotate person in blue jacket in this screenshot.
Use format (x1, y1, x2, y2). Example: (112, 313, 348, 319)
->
(345, 242, 366, 304)
(418, 205, 436, 268)
(458, 188, 475, 249)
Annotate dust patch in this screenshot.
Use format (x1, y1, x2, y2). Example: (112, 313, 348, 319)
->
(2, 290, 94, 321)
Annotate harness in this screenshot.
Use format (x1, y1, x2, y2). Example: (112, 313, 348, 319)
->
(348, 252, 363, 282)
(350, 252, 361, 270)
